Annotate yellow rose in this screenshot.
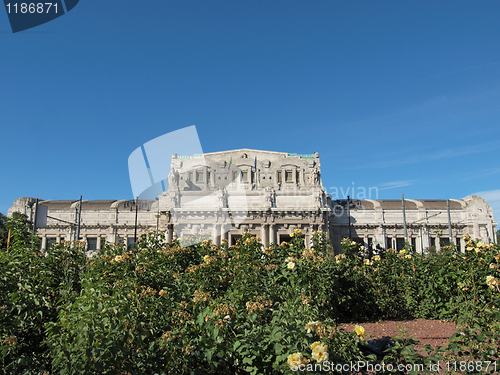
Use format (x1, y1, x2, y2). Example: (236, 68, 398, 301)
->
(486, 275, 499, 290)
(354, 324, 365, 339)
(287, 352, 306, 369)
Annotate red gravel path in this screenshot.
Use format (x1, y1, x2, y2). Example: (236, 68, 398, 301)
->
(339, 319, 457, 353)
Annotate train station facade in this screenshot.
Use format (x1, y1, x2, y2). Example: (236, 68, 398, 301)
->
(8, 149, 497, 253)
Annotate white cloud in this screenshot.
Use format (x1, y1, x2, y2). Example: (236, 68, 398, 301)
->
(473, 189, 500, 223)
(377, 180, 415, 191)
(368, 142, 500, 169)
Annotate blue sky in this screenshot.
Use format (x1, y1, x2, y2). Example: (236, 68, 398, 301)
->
(1, 0, 499, 222)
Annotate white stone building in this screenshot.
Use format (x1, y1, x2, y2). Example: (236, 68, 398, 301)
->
(8, 149, 497, 253)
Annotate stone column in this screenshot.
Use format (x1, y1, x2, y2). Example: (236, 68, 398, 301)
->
(269, 224, 275, 245)
(41, 235, 47, 251)
(221, 225, 228, 243)
(261, 224, 268, 246)
(421, 226, 429, 251)
(376, 225, 385, 250)
(212, 225, 221, 246)
(305, 225, 313, 249)
(415, 234, 422, 254)
(97, 236, 102, 250)
(167, 224, 173, 244)
(473, 222, 480, 240)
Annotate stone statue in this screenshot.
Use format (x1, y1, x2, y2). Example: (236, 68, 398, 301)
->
(168, 167, 178, 188)
(310, 168, 320, 186)
(169, 189, 180, 208)
(218, 188, 228, 208)
(265, 187, 276, 208)
(314, 192, 323, 207)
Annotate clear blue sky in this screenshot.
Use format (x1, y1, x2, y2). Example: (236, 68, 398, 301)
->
(1, 0, 499, 221)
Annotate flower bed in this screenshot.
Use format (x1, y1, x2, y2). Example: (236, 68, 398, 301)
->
(1, 214, 499, 374)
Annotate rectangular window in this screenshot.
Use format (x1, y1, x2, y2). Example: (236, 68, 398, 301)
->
(285, 170, 293, 182)
(127, 237, 136, 250)
(279, 234, 292, 244)
(277, 171, 282, 183)
(396, 238, 405, 251)
(296, 170, 300, 183)
(385, 237, 392, 249)
(196, 170, 204, 183)
(456, 238, 461, 252)
(241, 171, 248, 183)
(368, 237, 373, 251)
(231, 234, 242, 245)
(353, 237, 364, 246)
(411, 237, 416, 250)
(430, 237, 436, 247)
(440, 237, 450, 247)
(47, 237, 57, 248)
(87, 237, 98, 251)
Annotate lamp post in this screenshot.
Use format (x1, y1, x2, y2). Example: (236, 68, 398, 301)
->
(134, 197, 138, 244)
(347, 195, 352, 240)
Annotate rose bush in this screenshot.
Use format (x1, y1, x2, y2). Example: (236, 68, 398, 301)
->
(1, 217, 499, 374)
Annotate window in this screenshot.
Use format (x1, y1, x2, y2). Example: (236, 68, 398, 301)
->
(353, 237, 364, 246)
(87, 237, 98, 251)
(47, 237, 57, 248)
(385, 237, 392, 249)
(196, 170, 204, 183)
(241, 171, 248, 183)
(411, 237, 416, 250)
(285, 170, 293, 182)
(440, 237, 450, 247)
(456, 238, 461, 252)
(231, 234, 242, 245)
(430, 237, 436, 247)
(396, 238, 405, 251)
(277, 171, 282, 183)
(296, 170, 300, 183)
(279, 234, 292, 244)
(127, 237, 136, 250)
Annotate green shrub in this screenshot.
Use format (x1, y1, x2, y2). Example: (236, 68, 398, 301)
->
(1, 227, 500, 374)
